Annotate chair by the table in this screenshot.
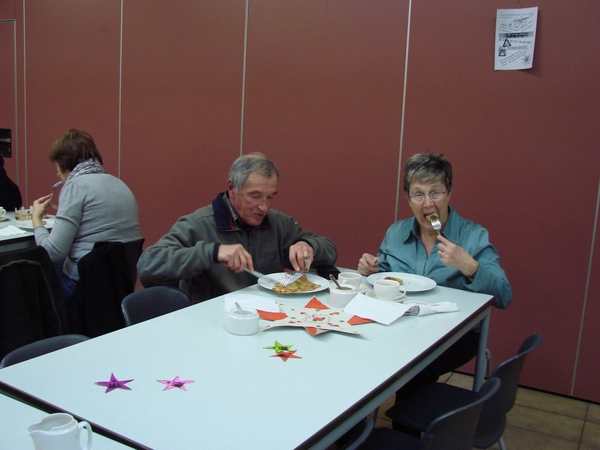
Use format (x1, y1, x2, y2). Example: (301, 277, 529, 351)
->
(71, 239, 144, 337)
(121, 286, 190, 326)
(385, 334, 543, 450)
(359, 377, 501, 450)
(0, 334, 89, 368)
(0, 246, 70, 361)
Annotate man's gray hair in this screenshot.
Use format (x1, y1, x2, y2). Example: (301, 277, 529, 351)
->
(228, 152, 280, 191)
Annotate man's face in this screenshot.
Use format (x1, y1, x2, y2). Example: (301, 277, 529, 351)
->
(228, 173, 279, 226)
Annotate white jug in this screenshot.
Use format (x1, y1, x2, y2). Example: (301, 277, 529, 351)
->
(27, 413, 93, 450)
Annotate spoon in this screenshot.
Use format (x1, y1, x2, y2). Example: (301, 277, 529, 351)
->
(329, 274, 351, 290)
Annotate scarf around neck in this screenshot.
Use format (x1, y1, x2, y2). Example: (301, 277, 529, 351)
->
(66, 159, 106, 182)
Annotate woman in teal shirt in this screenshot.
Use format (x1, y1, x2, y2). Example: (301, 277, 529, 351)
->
(358, 152, 512, 434)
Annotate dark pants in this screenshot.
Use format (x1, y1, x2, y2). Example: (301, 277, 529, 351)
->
(393, 330, 480, 434)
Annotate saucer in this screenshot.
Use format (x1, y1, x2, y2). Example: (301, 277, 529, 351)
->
(357, 284, 369, 294)
(366, 290, 406, 303)
(0, 215, 8, 222)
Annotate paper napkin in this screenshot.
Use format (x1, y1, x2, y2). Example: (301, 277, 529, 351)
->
(343, 293, 412, 325)
(403, 301, 459, 316)
(0, 225, 27, 237)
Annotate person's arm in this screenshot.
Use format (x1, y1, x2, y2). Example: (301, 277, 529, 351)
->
(279, 214, 337, 270)
(137, 214, 217, 287)
(33, 185, 81, 264)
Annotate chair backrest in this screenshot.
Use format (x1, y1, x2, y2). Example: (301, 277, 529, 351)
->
(483, 333, 543, 417)
(420, 377, 501, 450)
(121, 286, 190, 326)
(0, 334, 89, 368)
(94, 238, 145, 288)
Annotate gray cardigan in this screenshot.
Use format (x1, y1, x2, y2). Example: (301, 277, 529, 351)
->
(34, 173, 141, 280)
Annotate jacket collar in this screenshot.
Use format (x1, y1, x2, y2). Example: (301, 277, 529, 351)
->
(212, 192, 271, 231)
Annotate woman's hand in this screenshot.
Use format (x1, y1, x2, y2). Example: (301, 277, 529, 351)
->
(436, 235, 478, 277)
(32, 194, 52, 228)
(358, 253, 379, 276)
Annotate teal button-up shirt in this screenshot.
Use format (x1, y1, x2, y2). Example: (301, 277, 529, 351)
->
(379, 206, 512, 309)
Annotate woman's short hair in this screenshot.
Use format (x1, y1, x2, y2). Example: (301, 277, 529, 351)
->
(49, 129, 103, 171)
(228, 152, 279, 191)
(403, 152, 452, 193)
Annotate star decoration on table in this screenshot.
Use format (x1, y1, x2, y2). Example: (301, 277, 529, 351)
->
(158, 376, 195, 391)
(264, 340, 294, 353)
(271, 350, 302, 361)
(95, 373, 134, 393)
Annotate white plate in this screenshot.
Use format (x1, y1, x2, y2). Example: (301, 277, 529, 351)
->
(365, 290, 407, 303)
(258, 272, 329, 294)
(16, 218, 55, 231)
(367, 272, 436, 292)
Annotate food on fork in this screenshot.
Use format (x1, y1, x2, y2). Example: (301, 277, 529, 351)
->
(272, 275, 320, 294)
(425, 212, 439, 222)
(384, 276, 404, 285)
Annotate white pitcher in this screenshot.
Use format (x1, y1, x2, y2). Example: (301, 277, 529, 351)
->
(27, 413, 93, 450)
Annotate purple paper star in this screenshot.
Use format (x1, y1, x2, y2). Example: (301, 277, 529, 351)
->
(95, 373, 134, 393)
(158, 376, 195, 391)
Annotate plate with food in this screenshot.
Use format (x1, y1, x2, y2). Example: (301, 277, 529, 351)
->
(16, 218, 55, 231)
(258, 272, 329, 294)
(366, 272, 436, 292)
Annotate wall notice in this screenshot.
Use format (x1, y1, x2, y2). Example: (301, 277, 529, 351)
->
(495, 7, 538, 70)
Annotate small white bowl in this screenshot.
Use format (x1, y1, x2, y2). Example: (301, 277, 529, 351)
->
(328, 283, 358, 307)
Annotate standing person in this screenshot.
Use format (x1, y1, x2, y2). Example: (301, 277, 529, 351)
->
(357, 152, 512, 432)
(0, 156, 22, 210)
(137, 152, 337, 303)
(31, 129, 142, 300)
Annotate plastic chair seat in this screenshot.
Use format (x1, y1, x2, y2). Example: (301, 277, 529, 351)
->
(0, 334, 89, 368)
(121, 286, 190, 326)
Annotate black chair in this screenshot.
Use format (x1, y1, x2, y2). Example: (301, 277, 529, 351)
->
(0, 334, 89, 368)
(359, 377, 501, 450)
(0, 246, 70, 361)
(121, 286, 190, 326)
(385, 334, 543, 450)
(71, 239, 144, 337)
(334, 417, 374, 450)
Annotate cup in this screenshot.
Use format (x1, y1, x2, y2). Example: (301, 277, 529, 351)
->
(227, 308, 259, 335)
(338, 272, 362, 288)
(329, 284, 358, 307)
(0, 207, 5, 217)
(374, 279, 401, 301)
(27, 413, 92, 450)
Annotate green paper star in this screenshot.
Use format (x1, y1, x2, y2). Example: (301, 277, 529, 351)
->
(264, 340, 294, 353)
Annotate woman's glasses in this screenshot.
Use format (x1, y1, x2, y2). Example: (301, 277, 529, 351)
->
(49, 181, 63, 209)
(406, 191, 447, 203)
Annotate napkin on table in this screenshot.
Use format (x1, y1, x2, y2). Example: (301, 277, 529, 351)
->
(0, 225, 27, 237)
(343, 293, 412, 325)
(403, 301, 459, 316)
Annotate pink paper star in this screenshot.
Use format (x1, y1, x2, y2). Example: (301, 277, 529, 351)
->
(95, 373, 134, 393)
(158, 376, 195, 391)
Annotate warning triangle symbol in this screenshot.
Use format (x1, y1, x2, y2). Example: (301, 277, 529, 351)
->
(502, 38, 512, 48)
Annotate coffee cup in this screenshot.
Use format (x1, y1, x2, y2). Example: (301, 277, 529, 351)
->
(0, 207, 6, 217)
(227, 308, 259, 335)
(329, 283, 358, 307)
(338, 272, 362, 288)
(27, 413, 92, 450)
(374, 279, 401, 301)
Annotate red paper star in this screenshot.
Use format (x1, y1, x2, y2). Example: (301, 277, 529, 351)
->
(158, 376, 195, 391)
(95, 373, 134, 393)
(271, 350, 302, 361)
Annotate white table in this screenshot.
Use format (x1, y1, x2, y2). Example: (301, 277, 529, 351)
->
(0, 393, 129, 449)
(0, 212, 35, 253)
(0, 283, 492, 449)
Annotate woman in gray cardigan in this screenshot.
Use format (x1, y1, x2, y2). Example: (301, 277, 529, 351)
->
(32, 129, 141, 300)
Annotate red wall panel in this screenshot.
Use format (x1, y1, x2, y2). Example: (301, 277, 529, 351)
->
(402, 0, 600, 396)
(243, 0, 408, 269)
(22, 0, 121, 205)
(120, 0, 246, 245)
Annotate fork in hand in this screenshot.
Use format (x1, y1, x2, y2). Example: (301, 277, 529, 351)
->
(279, 272, 295, 287)
(429, 216, 442, 235)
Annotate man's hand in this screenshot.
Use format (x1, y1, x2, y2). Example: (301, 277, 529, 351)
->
(32, 194, 52, 228)
(289, 241, 314, 272)
(218, 244, 254, 273)
(436, 235, 478, 277)
(358, 253, 379, 276)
